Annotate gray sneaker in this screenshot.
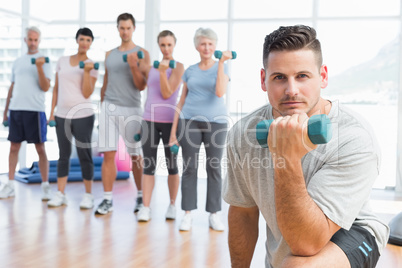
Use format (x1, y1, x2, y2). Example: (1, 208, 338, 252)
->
(134, 196, 143, 213)
(0, 184, 15, 199)
(41, 183, 52, 201)
(95, 199, 113, 215)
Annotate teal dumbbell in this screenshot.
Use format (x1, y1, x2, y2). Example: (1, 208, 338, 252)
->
(256, 114, 332, 148)
(170, 144, 179, 155)
(3, 121, 9, 127)
(79, 61, 99, 70)
(214, 50, 237, 60)
(123, 51, 144, 62)
(134, 133, 141, 142)
(153, 60, 176, 69)
(49, 120, 57, 127)
(31, 57, 50, 64)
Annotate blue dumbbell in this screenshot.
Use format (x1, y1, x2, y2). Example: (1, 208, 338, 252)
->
(49, 120, 57, 127)
(214, 50, 237, 60)
(170, 144, 179, 155)
(123, 51, 144, 62)
(256, 114, 332, 148)
(31, 57, 50, 64)
(134, 133, 141, 142)
(3, 121, 9, 127)
(153, 60, 176, 69)
(79, 61, 99, 70)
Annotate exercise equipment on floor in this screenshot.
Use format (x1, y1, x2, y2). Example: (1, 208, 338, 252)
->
(388, 211, 402, 246)
(153, 60, 176, 69)
(31, 57, 49, 64)
(79, 61, 99, 70)
(14, 156, 130, 184)
(214, 50, 237, 60)
(256, 114, 332, 148)
(123, 51, 144, 62)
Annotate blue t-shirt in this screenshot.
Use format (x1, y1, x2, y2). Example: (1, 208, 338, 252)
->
(181, 62, 229, 124)
(10, 53, 52, 112)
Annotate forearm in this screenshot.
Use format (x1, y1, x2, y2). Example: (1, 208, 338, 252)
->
(36, 67, 50, 92)
(130, 65, 147, 91)
(4, 84, 14, 119)
(159, 71, 173, 99)
(49, 88, 58, 118)
(81, 72, 95, 98)
(275, 162, 337, 255)
(228, 206, 259, 267)
(215, 61, 228, 97)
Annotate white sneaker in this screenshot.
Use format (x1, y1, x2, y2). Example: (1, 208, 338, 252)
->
(0, 184, 15, 199)
(79, 193, 94, 209)
(165, 204, 176, 220)
(47, 191, 68, 207)
(209, 213, 225, 231)
(137, 206, 151, 222)
(179, 213, 192, 231)
(41, 183, 52, 201)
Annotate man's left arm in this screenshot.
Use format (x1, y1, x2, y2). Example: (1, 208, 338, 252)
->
(127, 48, 150, 91)
(35, 57, 50, 92)
(269, 113, 340, 256)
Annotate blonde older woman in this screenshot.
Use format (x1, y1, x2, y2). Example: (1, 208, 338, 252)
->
(169, 28, 234, 231)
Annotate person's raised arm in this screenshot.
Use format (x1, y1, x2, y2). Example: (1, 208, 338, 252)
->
(228, 205, 260, 267)
(35, 57, 51, 92)
(127, 48, 150, 91)
(81, 62, 97, 99)
(158, 61, 184, 99)
(269, 113, 340, 256)
(169, 83, 188, 147)
(49, 74, 59, 122)
(3, 82, 14, 123)
(215, 51, 231, 98)
(100, 51, 111, 103)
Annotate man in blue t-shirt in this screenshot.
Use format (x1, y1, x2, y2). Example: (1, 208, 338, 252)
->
(1, 26, 53, 200)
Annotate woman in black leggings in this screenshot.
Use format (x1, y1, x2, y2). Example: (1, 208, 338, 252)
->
(47, 27, 98, 208)
(136, 30, 185, 222)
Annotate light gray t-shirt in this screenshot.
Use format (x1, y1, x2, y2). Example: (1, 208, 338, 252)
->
(104, 46, 142, 107)
(10, 52, 52, 112)
(222, 101, 389, 268)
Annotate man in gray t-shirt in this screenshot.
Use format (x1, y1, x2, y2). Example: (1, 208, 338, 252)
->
(223, 25, 389, 268)
(1, 26, 52, 201)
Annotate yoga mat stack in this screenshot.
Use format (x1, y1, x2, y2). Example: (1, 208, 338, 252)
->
(14, 156, 130, 183)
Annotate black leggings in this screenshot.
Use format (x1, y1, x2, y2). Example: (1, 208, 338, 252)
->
(55, 115, 94, 180)
(141, 120, 178, 175)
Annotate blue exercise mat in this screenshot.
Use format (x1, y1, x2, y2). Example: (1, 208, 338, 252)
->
(14, 156, 130, 183)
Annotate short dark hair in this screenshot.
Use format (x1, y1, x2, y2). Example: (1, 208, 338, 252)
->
(157, 30, 177, 44)
(117, 13, 135, 27)
(263, 25, 322, 69)
(76, 27, 94, 41)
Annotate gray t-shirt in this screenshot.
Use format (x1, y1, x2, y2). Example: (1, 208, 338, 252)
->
(104, 46, 142, 107)
(10, 52, 52, 112)
(222, 101, 389, 268)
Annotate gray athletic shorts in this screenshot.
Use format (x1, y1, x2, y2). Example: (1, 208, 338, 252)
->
(98, 100, 143, 156)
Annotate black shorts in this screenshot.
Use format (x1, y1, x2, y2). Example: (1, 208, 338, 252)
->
(8, 110, 47, 143)
(330, 224, 380, 268)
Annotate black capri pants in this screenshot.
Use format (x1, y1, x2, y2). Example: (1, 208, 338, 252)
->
(141, 120, 178, 175)
(55, 115, 94, 180)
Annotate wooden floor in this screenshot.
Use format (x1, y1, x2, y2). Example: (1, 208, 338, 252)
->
(0, 175, 401, 268)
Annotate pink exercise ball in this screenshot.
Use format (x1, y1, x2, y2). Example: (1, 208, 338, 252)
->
(115, 136, 131, 172)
